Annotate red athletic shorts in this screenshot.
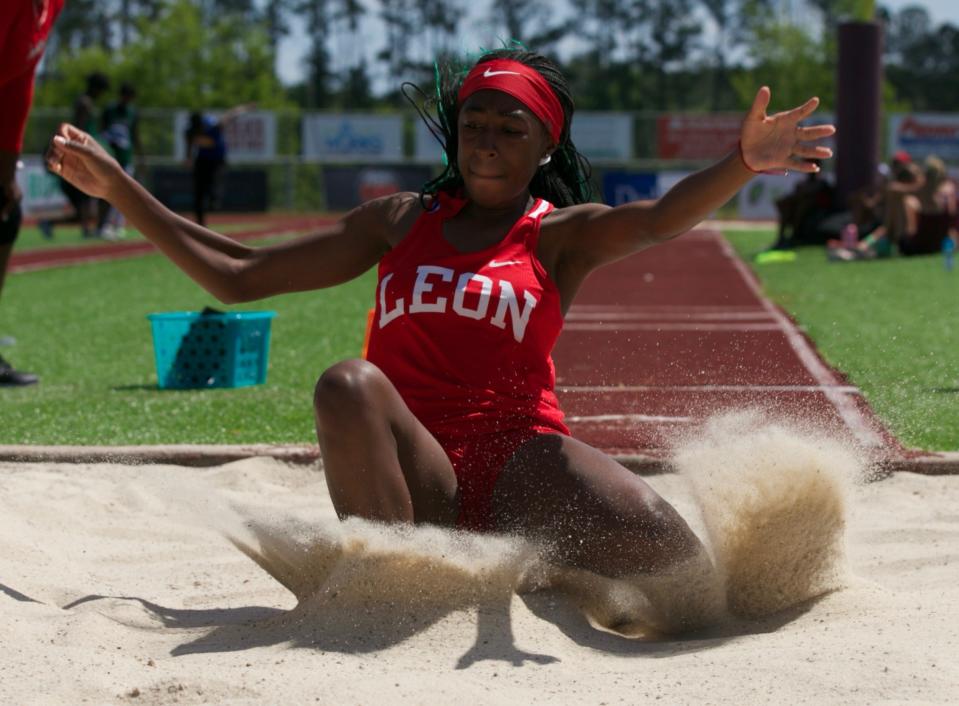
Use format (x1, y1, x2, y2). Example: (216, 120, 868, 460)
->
(435, 427, 566, 532)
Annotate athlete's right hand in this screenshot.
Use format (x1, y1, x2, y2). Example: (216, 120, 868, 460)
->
(45, 123, 123, 200)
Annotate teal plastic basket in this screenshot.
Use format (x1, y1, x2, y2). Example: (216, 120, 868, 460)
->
(147, 311, 276, 389)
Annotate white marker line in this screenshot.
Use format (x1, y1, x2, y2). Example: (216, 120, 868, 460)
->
(566, 311, 776, 321)
(713, 231, 883, 447)
(564, 322, 783, 332)
(570, 304, 767, 313)
(559, 384, 862, 394)
(566, 414, 695, 424)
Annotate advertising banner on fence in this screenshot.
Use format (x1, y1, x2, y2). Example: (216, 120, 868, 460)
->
(572, 112, 633, 162)
(657, 114, 742, 160)
(601, 171, 657, 205)
(323, 165, 434, 211)
(16, 159, 68, 217)
(656, 170, 692, 197)
(303, 114, 403, 162)
(173, 111, 277, 162)
(414, 120, 445, 163)
(888, 113, 959, 163)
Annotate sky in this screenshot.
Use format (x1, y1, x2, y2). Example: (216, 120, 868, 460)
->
(274, 1, 959, 87)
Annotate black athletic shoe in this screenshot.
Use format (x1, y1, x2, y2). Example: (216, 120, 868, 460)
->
(0, 355, 38, 386)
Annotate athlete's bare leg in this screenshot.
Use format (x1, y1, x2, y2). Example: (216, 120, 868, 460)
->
(0, 242, 12, 299)
(313, 358, 459, 525)
(491, 434, 705, 577)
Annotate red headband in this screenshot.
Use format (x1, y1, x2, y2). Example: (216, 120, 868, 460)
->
(458, 59, 564, 143)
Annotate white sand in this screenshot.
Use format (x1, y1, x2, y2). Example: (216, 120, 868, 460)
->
(2, 423, 958, 704)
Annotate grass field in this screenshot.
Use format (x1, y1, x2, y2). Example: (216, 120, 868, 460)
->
(724, 228, 959, 451)
(2, 226, 374, 445)
(3, 223, 957, 451)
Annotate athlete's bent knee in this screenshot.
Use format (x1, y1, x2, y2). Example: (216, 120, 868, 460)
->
(313, 359, 384, 424)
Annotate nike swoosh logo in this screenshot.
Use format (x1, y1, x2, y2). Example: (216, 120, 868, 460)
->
(488, 259, 522, 268)
(483, 68, 522, 78)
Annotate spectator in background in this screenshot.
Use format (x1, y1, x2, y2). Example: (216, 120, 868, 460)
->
(899, 155, 957, 256)
(0, 0, 65, 386)
(769, 160, 836, 249)
(98, 81, 142, 240)
(39, 71, 110, 240)
(829, 151, 924, 260)
(917, 156, 956, 215)
(847, 162, 890, 236)
(184, 104, 253, 226)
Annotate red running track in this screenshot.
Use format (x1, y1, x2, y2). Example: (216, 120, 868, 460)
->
(553, 229, 901, 458)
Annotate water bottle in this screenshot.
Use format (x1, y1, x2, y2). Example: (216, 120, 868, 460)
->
(840, 223, 858, 248)
(943, 236, 955, 272)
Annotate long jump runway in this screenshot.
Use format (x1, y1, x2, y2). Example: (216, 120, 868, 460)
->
(554, 229, 899, 459)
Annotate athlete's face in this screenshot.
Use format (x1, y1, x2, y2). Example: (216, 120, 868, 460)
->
(457, 90, 555, 208)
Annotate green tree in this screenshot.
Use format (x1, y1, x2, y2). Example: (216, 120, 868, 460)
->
(489, 0, 572, 53)
(883, 5, 959, 110)
(293, 0, 335, 108)
(646, 0, 702, 109)
(701, 1, 772, 110)
(35, 0, 288, 109)
(730, 19, 834, 111)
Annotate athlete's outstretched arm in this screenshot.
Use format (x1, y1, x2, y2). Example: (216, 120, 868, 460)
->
(45, 123, 395, 303)
(562, 87, 835, 270)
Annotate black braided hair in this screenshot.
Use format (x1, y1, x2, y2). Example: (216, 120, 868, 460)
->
(403, 48, 593, 208)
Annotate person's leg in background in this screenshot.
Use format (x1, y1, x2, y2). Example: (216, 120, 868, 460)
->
(193, 160, 213, 226)
(0, 194, 38, 386)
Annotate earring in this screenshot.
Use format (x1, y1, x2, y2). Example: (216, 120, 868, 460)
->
(538, 154, 552, 167)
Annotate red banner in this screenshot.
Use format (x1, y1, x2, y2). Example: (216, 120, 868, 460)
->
(657, 114, 742, 160)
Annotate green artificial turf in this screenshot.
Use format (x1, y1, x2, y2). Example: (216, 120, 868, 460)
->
(724, 228, 959, 451)
(1, 241, 375, 445)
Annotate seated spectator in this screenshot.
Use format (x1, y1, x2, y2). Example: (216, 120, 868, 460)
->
(847, 162, 889, 235)
(899, 155, 956, 256)
(827, 151, 923, 260)
(769, 162, 836, 249)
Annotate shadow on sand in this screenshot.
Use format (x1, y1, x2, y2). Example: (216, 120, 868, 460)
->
(56, 587, 826, 669)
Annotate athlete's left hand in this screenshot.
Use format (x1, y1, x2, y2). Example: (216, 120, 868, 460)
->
(739, 87, 836, 174)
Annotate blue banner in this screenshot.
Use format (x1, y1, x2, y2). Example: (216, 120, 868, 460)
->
(602, 171, 658, 205)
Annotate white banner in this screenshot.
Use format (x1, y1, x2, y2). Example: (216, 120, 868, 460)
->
(737, 172, 805, 220)
(413, 119, 446, 163)
(302, 114, 403, 162)
(571, 112, 633, 162)
(16, 159, 69, 217)
(889, 113, 959, 163)
(173, 111, 277, 162)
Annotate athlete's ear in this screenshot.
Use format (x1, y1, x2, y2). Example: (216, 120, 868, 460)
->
(538, 139, 557, 167)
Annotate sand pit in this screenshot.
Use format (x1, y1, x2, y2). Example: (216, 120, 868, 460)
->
(2, 422, 958, 704)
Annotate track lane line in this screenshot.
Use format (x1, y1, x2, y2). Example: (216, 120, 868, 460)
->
(559, 384, 863, 393)
(712, 230, 883, 447)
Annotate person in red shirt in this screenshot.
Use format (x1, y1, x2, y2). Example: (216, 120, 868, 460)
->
(0, 0, 65, 386)
(46, 49, 833, 631)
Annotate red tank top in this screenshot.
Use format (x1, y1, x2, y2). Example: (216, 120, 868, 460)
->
(0, 0, 65, 152)
(366, 193, 569, 439)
